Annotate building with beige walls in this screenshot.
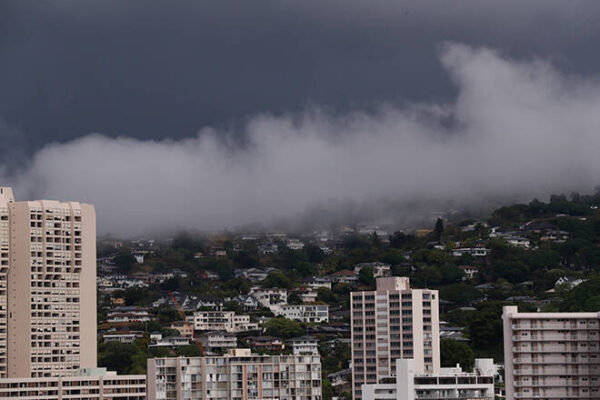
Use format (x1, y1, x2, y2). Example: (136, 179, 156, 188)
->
(351, 277, 440, 399)
(0, 367, 146, 399)
(0, 186, 96, 378)
(147, 349, 322, 400)
(503, 305, 600, 400)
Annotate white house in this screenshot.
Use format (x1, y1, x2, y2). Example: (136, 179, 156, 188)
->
(276, 304, 329, 323)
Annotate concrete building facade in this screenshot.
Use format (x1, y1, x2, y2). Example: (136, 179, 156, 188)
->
(147, 349, 322, 400)
(0, 368, 146, 399)
(188, 311, 258, 333)
(351, 277, 440, 399)
(0, 187, 97, 378)
(503, 305, 600, 400)
(361, 358, 495, 400)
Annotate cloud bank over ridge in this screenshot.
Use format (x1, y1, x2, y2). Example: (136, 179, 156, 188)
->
(4, 44, 600, 235)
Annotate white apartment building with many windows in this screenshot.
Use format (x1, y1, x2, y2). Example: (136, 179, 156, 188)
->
(351, 277, 440, 399)
(503, 305, 600, 400)
(147, 349, 322, 400)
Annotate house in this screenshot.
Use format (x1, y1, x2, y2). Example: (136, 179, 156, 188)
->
(286, 239, 305, 250)
(291, 287, 318, 303)
(288, 336, 319, 355)
(110, 297, 125, 306)
(459, 265, 478, 280)
(327, 368, 352, 392)
(353, 262, 391, 278)
(326, 269, 358, 284)
(251, 288, 288, 308)
(106, 307, 151, 324)
(258, 243, 279, 255)
(303, 277, 332, 290)
(246, 336, 285, 352)
(541, 230, 570, 242)
(236, 294, 259, 311)
(242, 268, 270, 283)
(276, 304, 329, 323)
(452, 247, 490, 257)
(102, 330, 144, 344)
(554, 276, 585, 290)
(149, 336, 192, 349)
(132, 250, 147, 264)
(170, 321, 194, 338)
(198, 332, 237, 354)
(504, 235, 531, 249)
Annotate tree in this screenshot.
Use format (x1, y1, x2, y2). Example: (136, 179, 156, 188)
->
(434, 218, 444, 241)
(440, 284, 480, 305)
(263, 317, 305, 338)
(322, 379, 334, 400)
(113, 249, 137, 273)
(287, 293, 302, 305)
(440, 340, 475, 371)
(441, 264, 464, 284)
(98, 341, 148, 374)
(372, 232, 381, 248)
(358, 266, 375, 287)
(263, 271, 292, 289)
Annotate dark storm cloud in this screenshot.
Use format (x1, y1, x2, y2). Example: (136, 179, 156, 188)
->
(1, 0, 600, 151)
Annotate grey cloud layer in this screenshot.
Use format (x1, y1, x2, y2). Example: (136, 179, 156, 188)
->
(4, 44, 600, 235)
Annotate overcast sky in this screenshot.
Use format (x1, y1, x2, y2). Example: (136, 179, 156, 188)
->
(2, 1, 600, 235)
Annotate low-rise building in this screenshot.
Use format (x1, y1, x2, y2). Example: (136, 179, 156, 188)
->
(198, 332, 237, 354)
(251, 288, 288, 308)
(0, 368, 146, 399)
(354, 262, 391, 278)
(188, 311, 258, 333)
(245, 336, 285, 352)
(361, 358, 495, 400)
(326, 269, 359, 284)
(303, 277, 332, 290)
(106, 306, 151, 323)
(149, 336, 192, 349)
(451, 247, 490, 257)
(147, 349, 322, 400)
(288, 336, 319, 355)
(102, 330, 144, 344)
(459, 265, 478, 280)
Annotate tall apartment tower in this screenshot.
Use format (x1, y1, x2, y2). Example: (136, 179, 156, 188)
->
(351, 277, 440, 399)
(503, 305, 600, 400)
(0, 187, 97, 378)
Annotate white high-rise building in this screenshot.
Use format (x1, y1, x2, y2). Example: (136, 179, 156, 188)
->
(351, 277, 440, 399)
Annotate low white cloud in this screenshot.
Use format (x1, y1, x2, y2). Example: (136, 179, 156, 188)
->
(5, 43, 600, 235)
